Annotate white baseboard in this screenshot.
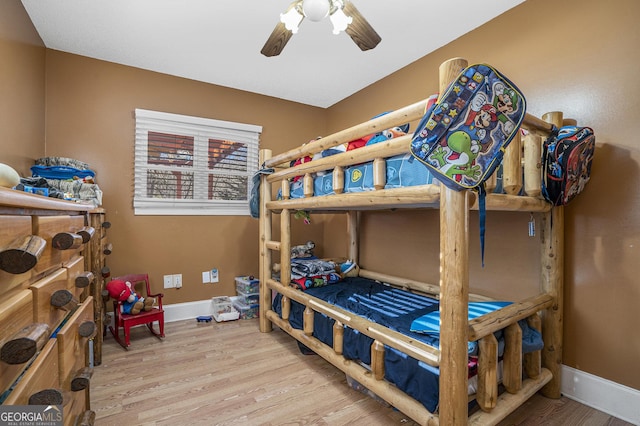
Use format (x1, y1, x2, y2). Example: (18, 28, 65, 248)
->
(161, 301, 640, 424)
(561, 365, 640, 424)
(164, 299, 213, 323)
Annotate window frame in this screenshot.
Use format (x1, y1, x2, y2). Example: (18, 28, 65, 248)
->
(134, 109, 262, 216)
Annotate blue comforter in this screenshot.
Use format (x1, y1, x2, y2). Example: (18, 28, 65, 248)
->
(272, 277, 542, 413)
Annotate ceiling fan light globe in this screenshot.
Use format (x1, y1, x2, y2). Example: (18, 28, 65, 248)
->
(329, 7, 352, 34)
(302, 0, 330, 22)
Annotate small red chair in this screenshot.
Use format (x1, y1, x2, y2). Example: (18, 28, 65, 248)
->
(108, 274, 164, 349)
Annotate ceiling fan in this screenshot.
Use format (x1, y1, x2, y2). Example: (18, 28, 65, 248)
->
(261, 0, 381, 57)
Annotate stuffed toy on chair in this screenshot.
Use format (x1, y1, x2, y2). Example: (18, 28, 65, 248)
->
(106, 279, 154, 315)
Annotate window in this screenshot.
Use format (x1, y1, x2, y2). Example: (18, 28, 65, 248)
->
(134, 109, 262, 215)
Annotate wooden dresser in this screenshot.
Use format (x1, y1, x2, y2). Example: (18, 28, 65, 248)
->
(0, 187, 98, 425)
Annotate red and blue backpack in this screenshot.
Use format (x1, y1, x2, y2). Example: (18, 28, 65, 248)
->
(541, 126, 595, 206)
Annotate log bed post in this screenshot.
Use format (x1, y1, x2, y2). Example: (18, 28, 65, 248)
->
(303, 307, 314, 335)
(540, 111, 564, 398)
(373, 158, 386, 190)
(437, 56, 470, 426)
(347, 211, 359, 263)
(477, 333, 498, 412)
(524, 314, 542, 379)
(303, 173, 313, 197)
(281, 296, 290, 321)
(503, 322, 523, 394)
(503, 130, 523, 195)
(333, 165, 344, 194)
(280, 178, 290, 200)
(523, 132, 542, 197)
(280, 209, 292, 320)
(259, 149, 273, 333)
(371, 340, 385, 381)
(333, 321, 344, 355)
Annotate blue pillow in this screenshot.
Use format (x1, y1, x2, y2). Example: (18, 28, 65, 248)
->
(410, 301, 512, 334)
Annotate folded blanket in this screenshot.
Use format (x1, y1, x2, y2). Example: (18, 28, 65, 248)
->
(290, 258, 337, 279)
(290, 258, 341, 290)
(46, 179, 103, 207)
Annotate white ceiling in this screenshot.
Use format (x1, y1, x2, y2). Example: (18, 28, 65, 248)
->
(21, 0, 524, 108)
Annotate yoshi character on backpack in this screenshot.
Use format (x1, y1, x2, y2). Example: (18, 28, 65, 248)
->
(428, 130, 482, 184)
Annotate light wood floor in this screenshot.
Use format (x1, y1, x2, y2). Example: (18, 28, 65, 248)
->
(91, 319, 633, 426)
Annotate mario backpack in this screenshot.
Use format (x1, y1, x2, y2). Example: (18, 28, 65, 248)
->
(410, 63, 526, 191)
(410, 64, 526, 266)
(541, 126, 595, 206)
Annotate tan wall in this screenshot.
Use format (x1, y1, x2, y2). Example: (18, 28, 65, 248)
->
(0, 0, 45, 175)
(325, 0, 640, 391)
(42, 50, 328, 304)
(46, 50, 325, 303)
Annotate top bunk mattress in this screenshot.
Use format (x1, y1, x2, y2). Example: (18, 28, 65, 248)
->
(285, 154, 434, 199)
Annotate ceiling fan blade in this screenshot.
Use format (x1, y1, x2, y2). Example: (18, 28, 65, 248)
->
(261, 21, 295, 57)
(261, 1, 303, 57)
(343, 1, 381, 51)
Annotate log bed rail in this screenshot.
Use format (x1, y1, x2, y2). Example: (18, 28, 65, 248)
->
(258, 57, 564, 426)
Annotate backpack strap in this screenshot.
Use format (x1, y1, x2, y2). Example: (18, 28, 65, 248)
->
(478, 183, 487, 267)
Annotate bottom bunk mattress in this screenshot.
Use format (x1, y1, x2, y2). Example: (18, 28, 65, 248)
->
(272, 277, 543, 413)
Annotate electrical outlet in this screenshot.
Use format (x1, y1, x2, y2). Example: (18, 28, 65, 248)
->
(210, 268, 219, 283)
(163, 275, 173, 289)
(174, 274, 182, 288)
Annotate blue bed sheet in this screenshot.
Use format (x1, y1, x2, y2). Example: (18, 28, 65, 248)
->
(272, 277, 543, 413)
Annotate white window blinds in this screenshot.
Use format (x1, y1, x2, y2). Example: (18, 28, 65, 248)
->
(134, 109, 262, 215)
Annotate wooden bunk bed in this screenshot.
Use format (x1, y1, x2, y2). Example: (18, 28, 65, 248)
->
(258, 57, 565, 426)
